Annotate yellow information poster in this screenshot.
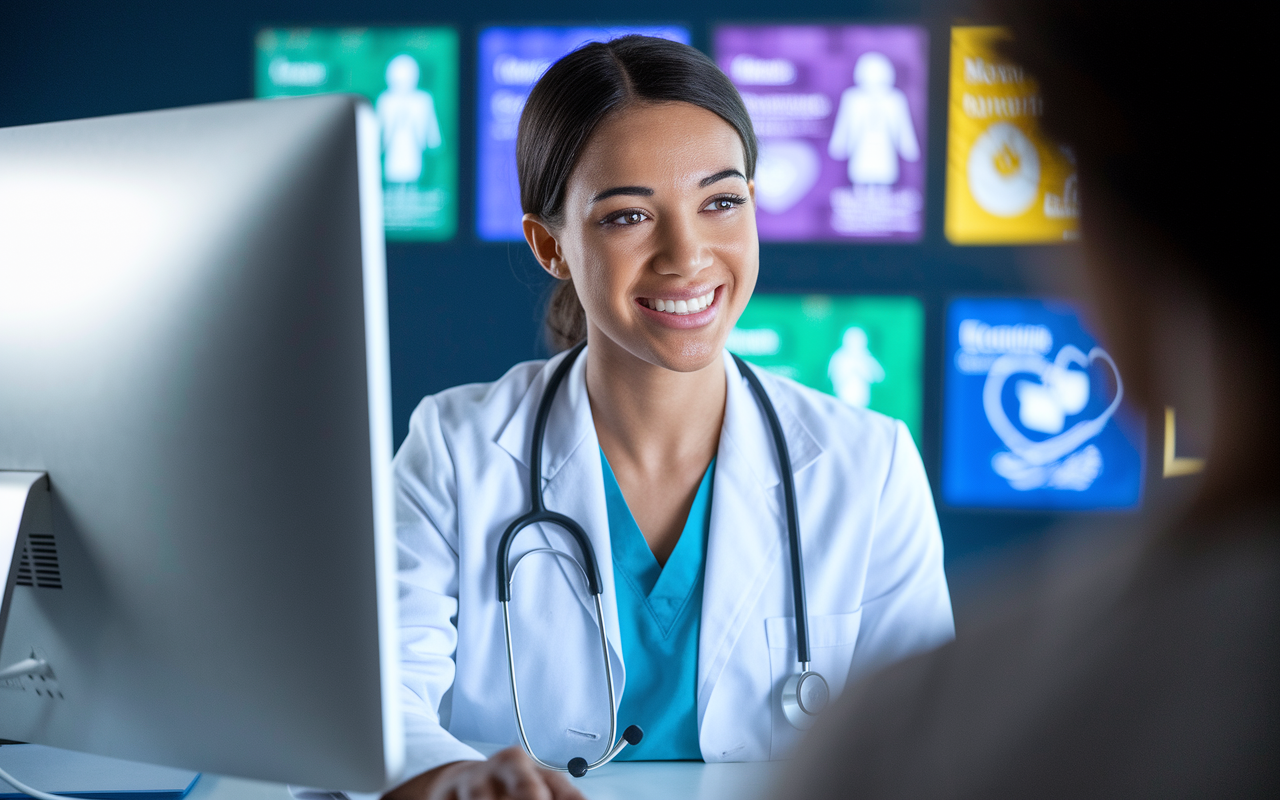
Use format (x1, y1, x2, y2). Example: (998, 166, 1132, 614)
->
(945, 27, 1079, 244)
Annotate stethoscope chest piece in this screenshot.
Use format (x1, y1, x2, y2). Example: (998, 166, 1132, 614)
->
(781, 668, 830, 730)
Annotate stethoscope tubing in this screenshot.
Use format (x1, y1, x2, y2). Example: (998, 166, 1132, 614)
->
(498, 341, 633, 773)
(496, 342, 603, 602)
(729, 353, 812, 666)
(502, 589, 621, 772)
(497, 342, 817, 772)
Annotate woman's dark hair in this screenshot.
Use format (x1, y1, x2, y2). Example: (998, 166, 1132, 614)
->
(517, 35, 758, 352)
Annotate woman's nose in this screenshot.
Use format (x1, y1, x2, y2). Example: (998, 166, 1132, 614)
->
(652, 214, 713, 277)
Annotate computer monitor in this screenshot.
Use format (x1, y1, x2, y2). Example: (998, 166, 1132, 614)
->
(0, 95, 402, 792)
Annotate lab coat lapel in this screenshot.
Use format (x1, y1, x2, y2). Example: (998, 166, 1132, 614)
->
(698, 352, 822, 725)
(494, 349, 624, 670)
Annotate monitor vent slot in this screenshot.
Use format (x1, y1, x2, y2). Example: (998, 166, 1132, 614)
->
(15, 531, 62, 589)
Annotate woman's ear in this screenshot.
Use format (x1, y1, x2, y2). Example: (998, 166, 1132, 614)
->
(522, 214, 567, 279)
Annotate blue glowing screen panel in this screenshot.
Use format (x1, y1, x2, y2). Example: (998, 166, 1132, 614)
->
(476, 26, 691, 242)
(942, 298, 1145, 510)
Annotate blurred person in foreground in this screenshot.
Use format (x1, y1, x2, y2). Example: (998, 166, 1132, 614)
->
(778, 2, 1278, 797)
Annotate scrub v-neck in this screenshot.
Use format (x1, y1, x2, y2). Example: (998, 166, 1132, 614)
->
(601, 449, 713, 761)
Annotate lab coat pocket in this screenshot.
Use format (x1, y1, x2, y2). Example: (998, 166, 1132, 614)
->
(764, 610, 863, 758)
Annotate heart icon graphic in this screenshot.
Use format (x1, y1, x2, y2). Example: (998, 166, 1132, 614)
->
(982, 345, 1123, 468)
(755, 139, 821, 214)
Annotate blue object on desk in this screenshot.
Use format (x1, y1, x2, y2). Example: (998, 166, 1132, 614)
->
(0, 744, 199, 799)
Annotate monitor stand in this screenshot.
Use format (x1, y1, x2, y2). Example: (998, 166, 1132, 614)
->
(0, 472, 50, 679)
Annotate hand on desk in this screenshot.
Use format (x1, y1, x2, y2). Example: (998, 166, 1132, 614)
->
(384, 746, 587, 800)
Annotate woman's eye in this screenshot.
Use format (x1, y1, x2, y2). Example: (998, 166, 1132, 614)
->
(704, 196, 745, 212)
(607, 210, 648, 226)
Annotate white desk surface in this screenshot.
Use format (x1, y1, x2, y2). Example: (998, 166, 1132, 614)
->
(187, 761, 779, 800)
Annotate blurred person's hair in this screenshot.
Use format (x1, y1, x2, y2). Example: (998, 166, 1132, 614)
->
(990, 1, 1267, 343)
(516, 35, 758, 352)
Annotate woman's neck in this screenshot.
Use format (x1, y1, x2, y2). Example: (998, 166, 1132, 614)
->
(583, 332, 726, 483)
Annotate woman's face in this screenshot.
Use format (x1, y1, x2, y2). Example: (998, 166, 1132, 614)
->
(530, 101, 759, 373)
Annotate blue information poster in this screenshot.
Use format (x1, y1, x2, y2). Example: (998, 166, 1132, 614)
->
(942, 298, 1144, 510)
(476, 26, 691, 242)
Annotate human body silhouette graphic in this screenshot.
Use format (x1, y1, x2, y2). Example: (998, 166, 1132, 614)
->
(828, 52, 920, 187)
(376, 54, 442, 184)
(828, 327, 885, 408)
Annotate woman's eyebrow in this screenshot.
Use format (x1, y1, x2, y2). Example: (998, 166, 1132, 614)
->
(591, 185, 654, 204)
(589, 169, 746, 203)
(700, 168, 746, 188)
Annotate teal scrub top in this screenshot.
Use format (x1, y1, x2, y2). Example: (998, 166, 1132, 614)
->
(600, 450, 713, 762)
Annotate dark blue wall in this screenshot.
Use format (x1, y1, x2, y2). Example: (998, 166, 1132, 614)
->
(3, 0, 1117, 593)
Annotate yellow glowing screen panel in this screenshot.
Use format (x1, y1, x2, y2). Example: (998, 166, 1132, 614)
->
(945, 27, 1079, 244)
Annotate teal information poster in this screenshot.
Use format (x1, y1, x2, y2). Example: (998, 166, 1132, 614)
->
(728, 294, 924, 442)
(255, 27, 459, 241)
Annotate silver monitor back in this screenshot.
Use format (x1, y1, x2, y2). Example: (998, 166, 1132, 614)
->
(0, 95, 402, 791)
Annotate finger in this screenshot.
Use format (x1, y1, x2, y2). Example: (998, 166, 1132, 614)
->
(456, 772, 498, 800)
(426, 764, 473, 800)
(541, 769, 589, 800)
(489, 745, 533, 766)
(491, 750, 553, 800)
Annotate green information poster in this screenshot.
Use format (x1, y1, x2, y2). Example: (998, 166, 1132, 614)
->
(256, 27, 458, 241)
(728, 294, 924, 442)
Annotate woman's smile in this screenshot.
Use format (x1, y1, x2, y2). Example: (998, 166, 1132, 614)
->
(636, 286, 721, 328)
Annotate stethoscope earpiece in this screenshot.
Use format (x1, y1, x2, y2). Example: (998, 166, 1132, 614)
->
(565, 725, 642, 778)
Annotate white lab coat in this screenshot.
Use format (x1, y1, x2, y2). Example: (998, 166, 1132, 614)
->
(394, 348, 953, 779)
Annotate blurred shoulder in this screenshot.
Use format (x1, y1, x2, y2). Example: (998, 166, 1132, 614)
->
(776, 512, 1280, 798)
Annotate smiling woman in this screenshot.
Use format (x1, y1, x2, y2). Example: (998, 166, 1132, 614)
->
(387, 36, 953, 800)
(523, 97, 756, 563)
(517, 36, 758, 354)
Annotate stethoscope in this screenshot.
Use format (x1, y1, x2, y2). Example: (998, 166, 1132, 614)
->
(496, 341, 829, 778)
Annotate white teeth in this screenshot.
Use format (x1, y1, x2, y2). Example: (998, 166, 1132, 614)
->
(645, 290, 715, 315)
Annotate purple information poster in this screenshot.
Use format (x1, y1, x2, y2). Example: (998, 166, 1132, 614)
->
(477, 26, 690, 242)
(716, 25, 929, 242)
